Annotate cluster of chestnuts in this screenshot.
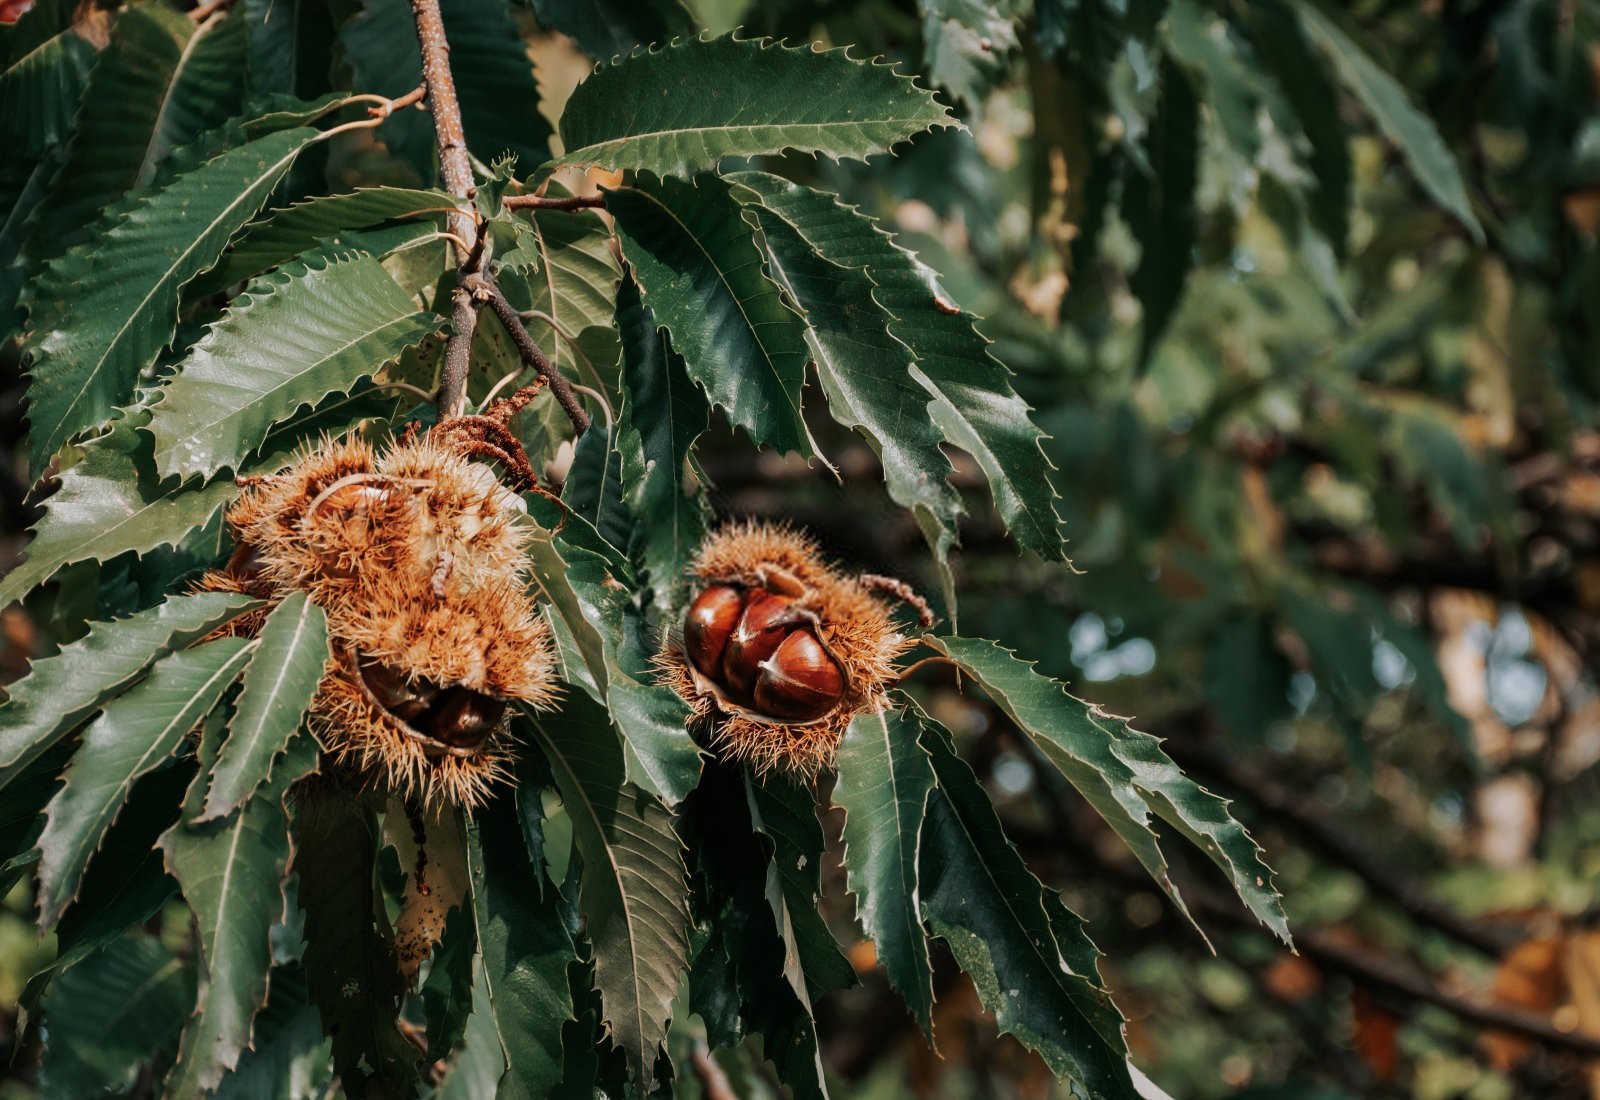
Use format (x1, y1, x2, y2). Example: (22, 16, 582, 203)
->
(659, 522, 915, 776)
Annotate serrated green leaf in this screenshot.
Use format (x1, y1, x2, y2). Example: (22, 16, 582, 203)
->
(552, 35, 956, 177)
(342, 0, 551, 179)
(210, 966, 334, 1100)
(527, 532, 702, 804)
(23, 126, 319, 473)
(727, 170, 1064, 563)
(0, 389, 393, 609)
(832, 707, 936, 1035)
(292, 781, 420, 1097)
(926, 635, 1292, 945)
(24, 4, 249, 261)
(200, 592, 329, 821)
(564, 418, 634, 556)
(505, 204, 623, 387)
(527, 0, 694, 61)
(34, 636, 254, 929)
(745, 774, 856, 998)
(466, 797, 576, 1099)
(729, 171, 963, 576)
(147, 249, 443, 481)
(422, 907, 477, 1061)
(0, 0, 95, 162)
(1244, 0, 1350, 253)
(1297, 4, 1482, 242)
(917, 716, 1136, 1096)
(1125, 56, 1198, 366)
(209, 186, 460, 290)
(519, 695, 690, 1089)
(918, 0, 1022, 106)
(616, 272, 708, 607)
(433, 954, 507, 1100)
(608, 172, 811, 456)
(39, 933, 195, 1097)
(0, 592, 257, 791)
(161, 731, 321, 1098)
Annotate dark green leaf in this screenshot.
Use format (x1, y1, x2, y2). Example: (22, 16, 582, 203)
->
(519, 695, 690, 1089)
(0, 591, 258, 788)
(421, 906, 477, 1061)
(148, 249, 443, 481)
(918, 0, 1022, 106)
(292, 780, 420, 1097)
(564, 418, 634, 557)
(918, 716, 1136, 1096)
(0, 0, 95, 162)
(926, 635, 1292, 945)
(832, 707, 936, 1035)
(1, 389, 393, 607)
(501, 203, 622, 388)
(615, 272, 708, 605)
(527, 0, 694, 60)
(745, 774, 856, 998)
(1125, 57, 1198, 366)
(553, 35, 956, 177)
(39, 933, 195, 1097)
(161, 731, 321, 1097)
(728, 170, 1064, 564)
(729, 171, 963, 576)
(466, 797, 578, 1098)
(608, 172, 812, 456)
(200, 592, 329, 820)
(1204, 613, 1293, 744)
(211, 966, 335, 1100)
(1297, 4, 1483, 241)
(23, 127, 319, 472)
(35, 637, 255, 929)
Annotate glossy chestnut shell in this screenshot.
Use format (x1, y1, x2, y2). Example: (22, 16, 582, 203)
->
(358, 656, 506, 751)
(682, 583, 846, 723)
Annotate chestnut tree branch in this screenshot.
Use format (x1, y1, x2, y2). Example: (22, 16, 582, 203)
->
(474, 279, 591, 433)
(503, 193, 608, 211)
(412, 0, 486, 419)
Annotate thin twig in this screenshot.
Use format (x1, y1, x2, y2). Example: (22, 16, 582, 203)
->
(476, 280, 591, 434)
(369, 84, 426, 119)
(412, 0, 487, 418)
(503, 193, 608, 212)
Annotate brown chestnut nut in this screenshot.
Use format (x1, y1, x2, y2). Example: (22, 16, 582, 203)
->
(753, 630, 845, 721)
(721, 591, 797, 699)
(359, 657, 438, 724)
(426, 687, 506, 749)
(684, 585, 746, 679)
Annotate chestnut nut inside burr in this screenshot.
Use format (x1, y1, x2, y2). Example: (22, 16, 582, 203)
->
(683, 582, 846, 723)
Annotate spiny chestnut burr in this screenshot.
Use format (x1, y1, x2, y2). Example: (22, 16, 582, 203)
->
(658, 521, 918, 777)
(194, 401, 562, 809)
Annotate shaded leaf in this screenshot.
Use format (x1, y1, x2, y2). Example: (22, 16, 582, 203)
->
(1297, 3, 1483, 241)
(615, 271, 708, 605)
(162, 731, 321, 1097)
(0, 388, 394, 608)
(39, 933, 194, 1097)
(502, 203, 622, 387)
(421, 906, 477, 1062)
(0, 591, 258, 789)
(564, 418, 634, 557)
(519, 695, 690, 1088)
(729, 171, 963, 577)
(209, 186, 460, 292)
(211, 966, 335, 1100)
(746, 774, 856, 998)
(1125, 56, 1198, 366)
(553, 35, 956, 177)
(832, 707, 936, 1035)
(918, 0, 1022, 106)
(728, 170, 1064, 563)
(23, 127, 319, 472)
(527, 0, 694, 60)
(148, 248, 443, 481)
(918, 716, 1136, 1096)
(926, 635, 1292, 944)
(292, 780, 420, 1097)
(608, 171, 811, 456)
(35, 637, 255, 929)
(466, 796, 577, 1098)
(199, 592, 329, 821)
(0, 0, 95, 162)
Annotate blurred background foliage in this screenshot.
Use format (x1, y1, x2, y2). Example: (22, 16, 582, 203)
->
(2, 0, 1599, 1097)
